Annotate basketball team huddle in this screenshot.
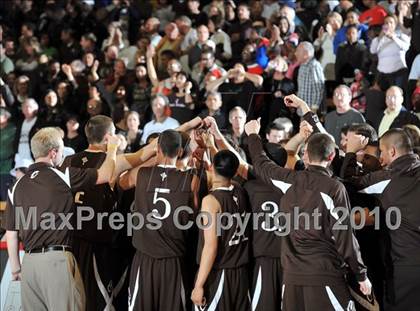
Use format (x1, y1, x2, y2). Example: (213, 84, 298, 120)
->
(5, 94, 420, 311)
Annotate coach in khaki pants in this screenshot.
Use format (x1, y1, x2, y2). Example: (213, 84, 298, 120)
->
(4, 127, 119, 310)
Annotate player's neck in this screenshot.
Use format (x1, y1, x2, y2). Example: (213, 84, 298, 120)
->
(211, 177, 232, 189)
(308, 161, 329, 168)
(86, 144, 106, 152)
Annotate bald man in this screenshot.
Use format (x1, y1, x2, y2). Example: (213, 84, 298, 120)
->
(342, 128, 420, 311)
(378, 86, 420, 137)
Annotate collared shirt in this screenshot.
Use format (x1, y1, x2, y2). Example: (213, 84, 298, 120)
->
(297, 58, 325, 113)
(378, 108, 400, 137)
(4, 162, 97, 250)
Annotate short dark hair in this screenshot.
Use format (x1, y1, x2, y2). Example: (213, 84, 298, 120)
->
(22, 22, 36, 32)
(381, 128, 413, 154)
(266, 122, 283, 134)
(84, 115, 114, 144)
(348, 123, 378, 146)
(146, 132, 160, 144)
(158, 130, 182, 158)
(341, 124, 350, 136)
(213, 150, 239, 179)
(346, 24, 358, 33)
(209, 14, 224, 30)
(306, 133, 336, 162)
(160, 49, 177, 60)
(201, 48, 215, 58)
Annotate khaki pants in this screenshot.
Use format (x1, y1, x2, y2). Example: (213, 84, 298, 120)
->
(21, 251, 85, 311)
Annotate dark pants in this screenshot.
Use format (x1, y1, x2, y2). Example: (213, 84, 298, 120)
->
(377, 68, 409, 92)
(73, 237, 130, 311)
(251, 257, 283, 311)
(282, 283, 354, 311)
(197, 266, 250, 311)
(385, 265, 420, 311)
(128, 251, 187, 311)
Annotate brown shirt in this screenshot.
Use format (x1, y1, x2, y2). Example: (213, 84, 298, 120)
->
(61, 151, 116, 244)
(4, 162, 97, 251)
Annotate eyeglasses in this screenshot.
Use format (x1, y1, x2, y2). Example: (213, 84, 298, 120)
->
(201, 58, 210, 61)
(334, 92, 349, 98)
(386, 95, 400, 100)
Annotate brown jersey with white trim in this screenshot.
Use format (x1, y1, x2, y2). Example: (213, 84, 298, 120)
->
(61, 151, 117, 243)
(197, 183, 250, 269)
(132, 165, 194, 258)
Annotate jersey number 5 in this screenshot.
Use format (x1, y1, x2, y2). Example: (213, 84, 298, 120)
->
(152, 188, 171, 219)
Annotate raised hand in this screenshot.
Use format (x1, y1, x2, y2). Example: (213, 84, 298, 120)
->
(244, 118, 261, 136)
(345, 131, 369, 153)
(146, 44, 155, 59)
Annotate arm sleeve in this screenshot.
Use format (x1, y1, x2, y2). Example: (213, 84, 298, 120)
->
(303, 111, 327, 134)
(247, 134, 296, 193)
(3, 197, 17, 231)
(369, 37, 381, 54)
(329, 186, 367, 281)
(392, 34, 410, 51)
(340, 152, 391, 192)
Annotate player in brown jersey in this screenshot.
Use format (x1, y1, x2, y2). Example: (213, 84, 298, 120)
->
(127, 129, 200, 311)
(192, 150, 250, 311)
(61, 115, 156, 310)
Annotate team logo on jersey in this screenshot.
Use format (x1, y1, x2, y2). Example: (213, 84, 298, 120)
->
(160, 172, 167, 181)
(82, 157, 88, 165)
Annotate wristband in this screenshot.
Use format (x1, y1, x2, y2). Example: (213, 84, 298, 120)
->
(108, 144, 119, 150)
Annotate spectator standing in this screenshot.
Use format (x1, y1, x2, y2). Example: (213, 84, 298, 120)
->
(295, 42, 325, 114)
(0, 107, 16, 201)
(335, 25, 370, 84)
(370, 15, 410, 90)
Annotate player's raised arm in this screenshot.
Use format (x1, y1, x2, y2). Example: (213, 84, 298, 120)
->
(176, 116, 203, 133)
(204, 116, 250, 179)
(245, 118, 296, 189)
(113, 138, 157, 180)
(96, 134, 120, 185)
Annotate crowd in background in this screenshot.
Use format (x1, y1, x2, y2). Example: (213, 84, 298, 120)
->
(1, 0, 420, 199)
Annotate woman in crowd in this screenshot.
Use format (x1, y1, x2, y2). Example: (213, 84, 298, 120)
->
(124, 111, 143, 152)
(370, 14, 410, 90)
